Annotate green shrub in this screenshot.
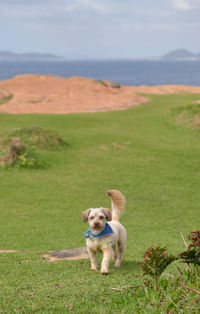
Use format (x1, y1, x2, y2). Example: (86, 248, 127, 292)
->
(140, 231, 200, 301)
(0, 126, 67, 169)
(173, 103, 200, 129)
(179, 231, 200, 266)
(140, 244, 176, 291)
(14, 146, 48, 169)
(4, 125, 67, 150)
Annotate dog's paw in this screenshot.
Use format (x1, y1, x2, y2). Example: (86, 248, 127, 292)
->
(91, 266, 98, 271)
(114, 261, 121, 267)
(101, 268, 109, 275)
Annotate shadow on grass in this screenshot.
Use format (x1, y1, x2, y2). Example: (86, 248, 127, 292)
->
(112, 259, 141, 273)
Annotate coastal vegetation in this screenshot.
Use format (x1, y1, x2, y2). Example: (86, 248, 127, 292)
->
(174, 100, 200, 129)
(0, 93, 199, 312)
(0, 126, 67, 168)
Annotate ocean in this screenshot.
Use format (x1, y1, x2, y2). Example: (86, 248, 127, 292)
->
(0, 60, 200, 86)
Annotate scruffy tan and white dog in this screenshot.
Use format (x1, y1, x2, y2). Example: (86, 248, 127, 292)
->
(82, 190, 127, 275)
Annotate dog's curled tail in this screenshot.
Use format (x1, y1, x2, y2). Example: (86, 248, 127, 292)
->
(107, 189, 125, 221)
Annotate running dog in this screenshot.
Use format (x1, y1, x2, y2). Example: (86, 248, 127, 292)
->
(82, 190, 127, 275)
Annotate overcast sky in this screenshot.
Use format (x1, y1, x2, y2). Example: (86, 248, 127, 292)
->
(0, 0, 200, 59)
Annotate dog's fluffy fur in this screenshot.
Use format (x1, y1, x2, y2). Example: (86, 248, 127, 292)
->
(82, 190, 127, 275)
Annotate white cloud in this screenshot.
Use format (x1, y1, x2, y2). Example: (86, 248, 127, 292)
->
(76, 0, 107, 13)
(0, 0, 200, 58)
(172, 0, 191, 11)
(120, 21, 177, 32)
(1, 0, 107, 19)
(172, 0, 199, 11)
(2, 7, 52, 18)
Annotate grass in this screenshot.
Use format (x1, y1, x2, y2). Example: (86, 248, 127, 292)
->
(0, 93, 200, 312)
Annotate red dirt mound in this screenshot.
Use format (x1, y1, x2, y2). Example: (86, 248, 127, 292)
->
(0, 74, 199, 114)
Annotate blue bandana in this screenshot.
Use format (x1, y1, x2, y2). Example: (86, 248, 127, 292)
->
(84, 223, 114, 239)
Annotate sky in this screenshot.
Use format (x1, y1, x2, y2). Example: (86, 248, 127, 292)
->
(0, 0, 200, 59)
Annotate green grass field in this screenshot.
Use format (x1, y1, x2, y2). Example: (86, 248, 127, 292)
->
(0, 94, 200, 312)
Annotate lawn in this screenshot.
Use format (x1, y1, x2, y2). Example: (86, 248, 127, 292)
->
(0, 94, 200, 312)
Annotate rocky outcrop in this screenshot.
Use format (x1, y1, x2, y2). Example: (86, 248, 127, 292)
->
(0, 74, 200, 114)
(0, 75, 147, 114)
(99, 80, 121, 88)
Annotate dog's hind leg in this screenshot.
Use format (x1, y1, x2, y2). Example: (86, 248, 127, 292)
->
(114, 229, 127, 268)
(112, 244, 118, 261)
(114, 241, 125, 267)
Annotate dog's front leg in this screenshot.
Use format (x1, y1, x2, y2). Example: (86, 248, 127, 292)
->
(101, 246, 111, 275)
(88, 247, 98, 271)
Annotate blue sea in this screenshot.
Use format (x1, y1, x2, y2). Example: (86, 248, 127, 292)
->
(0, 60, 200, 86)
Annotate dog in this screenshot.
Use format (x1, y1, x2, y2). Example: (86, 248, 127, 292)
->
(82, 190, 127, 275)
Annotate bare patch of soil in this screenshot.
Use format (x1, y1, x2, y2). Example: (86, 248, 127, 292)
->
(0, 75, 147, 114)
(43, 247, 89, 261)
(0, 75, 200, 114)
(0, 249, 19, 253)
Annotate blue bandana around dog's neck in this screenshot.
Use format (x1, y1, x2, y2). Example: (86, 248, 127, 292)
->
(84, 223, 114, 239)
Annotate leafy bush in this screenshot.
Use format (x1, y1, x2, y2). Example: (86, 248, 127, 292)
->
(0, 126, 67, 169)
(140, 244, 176, 291)
(139, 230, 200, 304)
(179, 230, 200, 266)
(4, 125, 67, 150)
(120, 231, 200, 311)
(174, 102, 200, 129)
(14, 146, 48, 169)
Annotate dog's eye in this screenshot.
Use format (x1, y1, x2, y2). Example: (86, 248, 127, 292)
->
(89, 216, 94, 220)
(99, 216, 104, 220)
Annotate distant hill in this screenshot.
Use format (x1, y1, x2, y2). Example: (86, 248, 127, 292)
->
(0, 51, 65, 61)
(161, 49, 200, 60)
(1, 49, 200, 62)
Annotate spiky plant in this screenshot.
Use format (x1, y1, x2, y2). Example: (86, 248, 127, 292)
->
(140, 244, 176, 291)
(179, 230, 200, 266)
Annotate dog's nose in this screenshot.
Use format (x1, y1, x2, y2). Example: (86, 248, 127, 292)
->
(94, 222, 100, 228)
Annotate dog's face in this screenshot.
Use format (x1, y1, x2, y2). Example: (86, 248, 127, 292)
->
(82, 207, 111, 235)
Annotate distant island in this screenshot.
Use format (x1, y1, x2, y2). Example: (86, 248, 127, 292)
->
(0, 49, 200, 61)
(139, 49, 200, 61)
(0, 51, 65, 61)
(158, 49, 200, 61)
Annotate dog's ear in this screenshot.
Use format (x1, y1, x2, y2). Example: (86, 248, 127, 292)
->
(102, 208, 112, 221)
(82, 209, 91, 222)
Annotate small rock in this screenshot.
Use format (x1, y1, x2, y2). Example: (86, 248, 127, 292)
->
(98, 80, 121, 88)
